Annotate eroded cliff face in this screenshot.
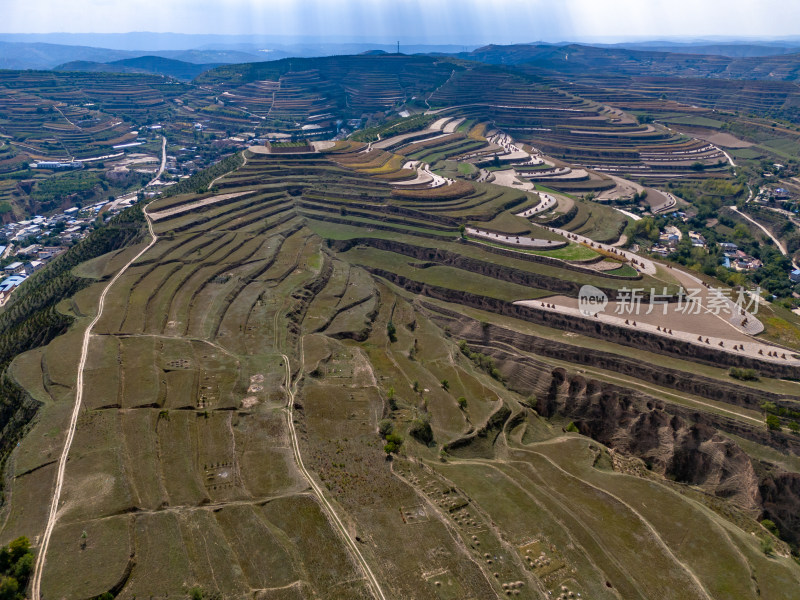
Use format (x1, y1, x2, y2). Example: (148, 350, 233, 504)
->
(532, 367, 762, 512)
(428, 307, 800, 547)
(760, 472, 800, 547)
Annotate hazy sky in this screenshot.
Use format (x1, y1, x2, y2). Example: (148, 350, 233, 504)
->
(6, 0, 800, 43)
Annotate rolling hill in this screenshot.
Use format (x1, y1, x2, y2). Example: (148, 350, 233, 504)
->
(54, 55, 226, 80)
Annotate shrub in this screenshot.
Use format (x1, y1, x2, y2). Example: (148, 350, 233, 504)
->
(760, 537, 774, 556)
(384, 433, 403, 454)
(766, 414, 782, 431)
(410, 415, 434, 445)
(565, 422, 580, 433)
(761, 519, 780, 537)
(378, 419, 394, 437)
(729, 367, 759, 381)
(386, 386, 397, 410)
(458, 340, 504, 382)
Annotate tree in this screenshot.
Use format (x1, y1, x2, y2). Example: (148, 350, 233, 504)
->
(766, 414, 782, 431)
(457, 396, 467, 409)
(386, 321, 397, 342)
(761, 519, 780, 537)
(378, 419, 394, 437)
(0, 537, 34, 600)
(0, 577, 18, 600)
(440, 379, 449, 391)
(410, 414, 434, 445)
(384, 433, 403, 454)
(6, 539, 29, 566)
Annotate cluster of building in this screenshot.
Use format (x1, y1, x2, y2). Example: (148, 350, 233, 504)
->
(719, 242, 763, 272)
(755, 186, 792, 204)
(651, 226, 709, 256)
(688, 231, 707, 249)
(0, 245, 64, 304)
(0, 199, 130, 304)
(650, 228, 764, 272)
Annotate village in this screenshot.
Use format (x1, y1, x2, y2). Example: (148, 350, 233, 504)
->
(0, 197, 137, 305)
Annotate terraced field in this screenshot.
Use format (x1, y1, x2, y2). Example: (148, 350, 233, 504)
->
(3, 141, 800, 599)
(427, 68, 730, 184)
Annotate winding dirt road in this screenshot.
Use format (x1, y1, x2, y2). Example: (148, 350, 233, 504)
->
(31, 204, 160, 600)
(280, 350, 387, 600)
(729, 206, 799, 270)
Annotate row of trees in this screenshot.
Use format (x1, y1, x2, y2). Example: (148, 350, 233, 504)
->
(0, 537, 34, 600)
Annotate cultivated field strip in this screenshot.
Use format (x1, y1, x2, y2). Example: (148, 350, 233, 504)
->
(6, 146, 798, 599)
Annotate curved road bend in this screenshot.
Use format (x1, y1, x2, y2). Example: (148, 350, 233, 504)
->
(729, 206, 799, 270)
(31, 205, 160, 600)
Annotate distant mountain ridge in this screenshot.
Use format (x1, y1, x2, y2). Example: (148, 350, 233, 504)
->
(452, 43, 800, 80)
(0, 41, 271, 70)
(54, 55, 225, 80)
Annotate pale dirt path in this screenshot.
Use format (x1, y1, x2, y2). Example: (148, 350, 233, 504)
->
(544, 225, 657, 275)
(516, 192, 556, 217)
(442, 117, 465, 134)
(151, 135, 167, 185)
(209, 148, 249, 189)
(466, 227, 561, 249)
(281, 346, 387, 600)
(445, 452, 712, 600)
(149, 190, 254, 221)
(508, 447, 715, 600)
(729, 206, 799, 270)
(393, 161, 434, 187)
(31, 203, 160, 600)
